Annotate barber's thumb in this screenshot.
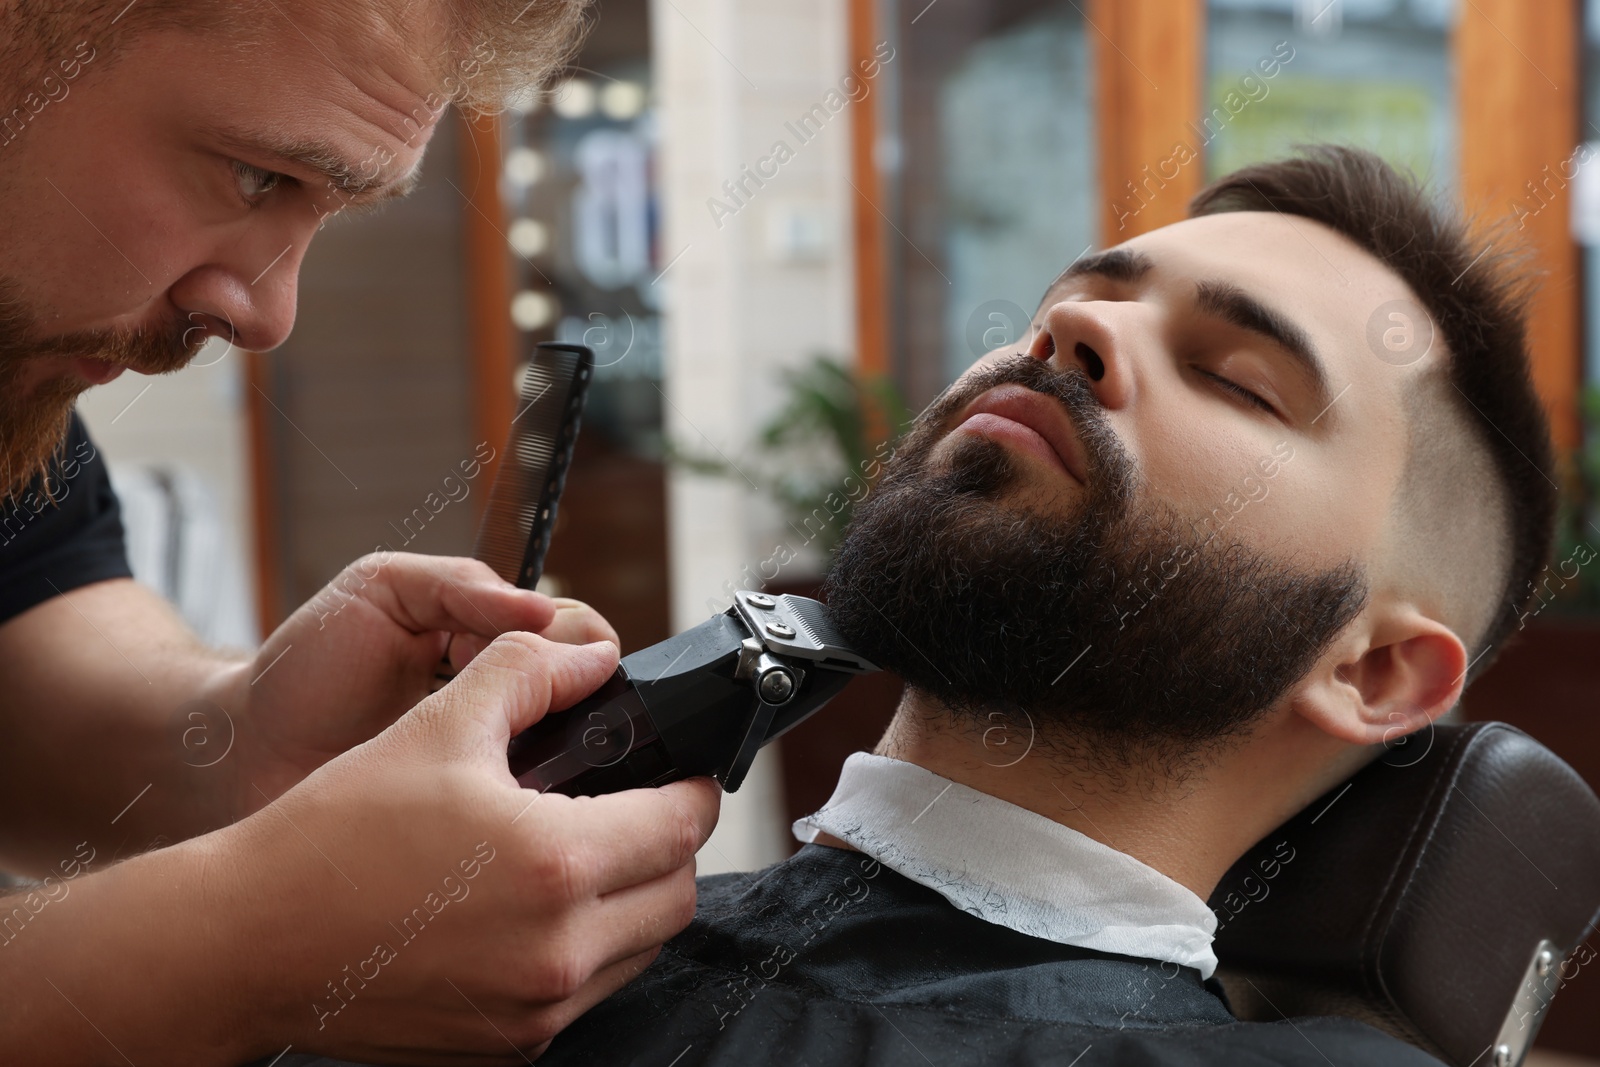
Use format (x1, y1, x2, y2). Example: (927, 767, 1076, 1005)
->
(420, 631, 620, 756)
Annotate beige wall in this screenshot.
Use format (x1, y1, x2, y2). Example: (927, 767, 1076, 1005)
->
(654, 0, 857, 873)
(76, 341, 258, 646)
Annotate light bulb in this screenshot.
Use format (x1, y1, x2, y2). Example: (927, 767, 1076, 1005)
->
(511, 290, 558, 331)
(600, 80, 646, 120)
(551, 78, 596, 119)
(503, 147, 545, 187)
(508, 218, 548, 257)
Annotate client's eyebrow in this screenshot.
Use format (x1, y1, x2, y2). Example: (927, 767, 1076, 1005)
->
(213, 128, 421, 203)
(1048, 247, 1155, 292)
(1195, 280, 1333, 416)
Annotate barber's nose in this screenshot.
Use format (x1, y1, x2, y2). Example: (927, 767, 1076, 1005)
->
(166, 246, 304, 353)
(1026, 300, 1135, 410)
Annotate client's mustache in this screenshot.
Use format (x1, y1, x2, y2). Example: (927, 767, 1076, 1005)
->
(912, 353, 1134, 494)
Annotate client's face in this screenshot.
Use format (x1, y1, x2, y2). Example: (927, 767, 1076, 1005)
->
(826, 212, 1427, 757)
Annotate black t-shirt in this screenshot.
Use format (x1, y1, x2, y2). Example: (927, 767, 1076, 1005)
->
(0, 413, 133, 624)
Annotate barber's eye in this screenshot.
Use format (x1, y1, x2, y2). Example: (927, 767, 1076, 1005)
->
(232, 160, 285, 202)
(1196, 367, 1276, 416)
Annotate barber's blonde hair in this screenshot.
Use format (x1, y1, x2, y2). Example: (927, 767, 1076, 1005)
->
(1, 0, 590, 113)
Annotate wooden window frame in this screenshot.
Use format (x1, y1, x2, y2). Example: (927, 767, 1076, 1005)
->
(844, 0, 1580, 448)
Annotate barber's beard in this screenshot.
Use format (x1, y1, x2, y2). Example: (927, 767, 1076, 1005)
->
(0, 277, 202, 500)
(823, 355, 1368, 768)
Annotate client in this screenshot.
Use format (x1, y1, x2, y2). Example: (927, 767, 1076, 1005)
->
(536, 145, 1556, 1064)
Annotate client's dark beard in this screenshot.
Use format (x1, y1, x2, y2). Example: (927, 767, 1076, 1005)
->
(0, 277, 202, 499)
(823, 355, 1368, 769)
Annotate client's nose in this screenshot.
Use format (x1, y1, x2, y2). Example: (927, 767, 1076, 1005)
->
(1073, 342, 1106, 381)
(1027, 301, 1133, 411)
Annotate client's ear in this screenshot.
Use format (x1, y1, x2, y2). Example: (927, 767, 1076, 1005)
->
(1292, 605, 1468, 746)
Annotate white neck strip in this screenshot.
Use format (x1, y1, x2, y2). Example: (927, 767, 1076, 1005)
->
(793, 753, 1218, 979)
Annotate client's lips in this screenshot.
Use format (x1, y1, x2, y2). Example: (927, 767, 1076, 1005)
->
(952, 384, 1088, 485)
(72, 358, 126, 385)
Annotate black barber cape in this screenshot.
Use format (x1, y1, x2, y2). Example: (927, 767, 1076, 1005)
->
(0, 413, 131, 624)
(539, 844, 1448, 1067)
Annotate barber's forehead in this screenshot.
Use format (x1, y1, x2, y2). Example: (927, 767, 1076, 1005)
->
(248, 1, 447, 85)
(246, 6, 446, 136)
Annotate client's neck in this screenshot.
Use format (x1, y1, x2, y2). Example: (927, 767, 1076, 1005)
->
(866, 690, 1366, 899)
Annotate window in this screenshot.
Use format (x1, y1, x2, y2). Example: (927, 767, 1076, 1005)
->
(878, 1, 1097, 403)
(1206, 0, 1456, 190)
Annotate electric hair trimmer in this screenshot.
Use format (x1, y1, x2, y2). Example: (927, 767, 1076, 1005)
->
(507, 590, 877, 795)
(467, 342, 879, 796)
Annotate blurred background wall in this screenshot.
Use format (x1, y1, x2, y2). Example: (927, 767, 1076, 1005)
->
(654, 0, 858, 873)
(71, 0, 1600, 1055)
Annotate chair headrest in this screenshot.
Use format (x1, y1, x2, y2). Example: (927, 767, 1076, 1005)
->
(1210, 722, 1600, 1067)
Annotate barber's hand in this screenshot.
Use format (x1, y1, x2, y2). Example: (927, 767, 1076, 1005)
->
(222, 552, 620, 809)
(221, 632, 719, 1063)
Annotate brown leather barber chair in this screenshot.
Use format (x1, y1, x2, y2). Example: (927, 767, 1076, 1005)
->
(1211, 722, 1600, 1067)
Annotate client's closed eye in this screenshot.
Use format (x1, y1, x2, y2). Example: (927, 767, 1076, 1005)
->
(1194, 366, 1276, 416)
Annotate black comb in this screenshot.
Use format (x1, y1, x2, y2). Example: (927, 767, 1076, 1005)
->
(434, 343, 591, 692)
(474, 342, 594, 589)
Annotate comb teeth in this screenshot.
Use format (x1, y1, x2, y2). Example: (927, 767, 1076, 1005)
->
(473, 344, 594, 588)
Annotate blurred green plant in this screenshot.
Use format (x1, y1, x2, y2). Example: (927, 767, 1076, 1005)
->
(1545, 385, 1600, 618)
(669, 355, 912, 557)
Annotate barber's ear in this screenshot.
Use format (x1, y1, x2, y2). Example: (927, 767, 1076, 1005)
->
(1292, 606, 1468, 746)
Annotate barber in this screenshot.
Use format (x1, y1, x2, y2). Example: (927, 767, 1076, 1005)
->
(0, 0, 719, 1062)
